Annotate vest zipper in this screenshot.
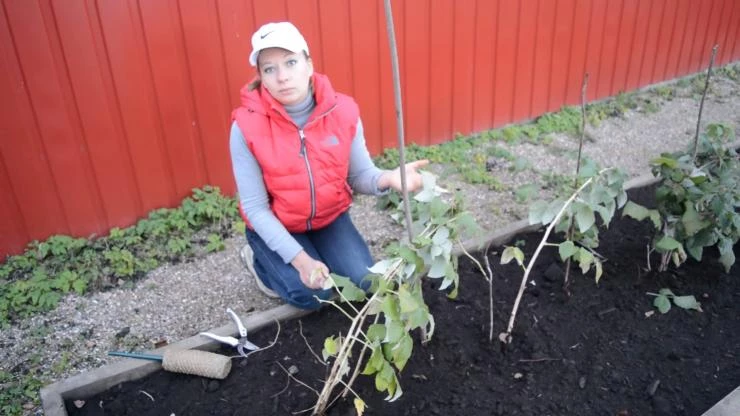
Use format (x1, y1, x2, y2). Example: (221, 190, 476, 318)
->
(298, 129, 316, 230)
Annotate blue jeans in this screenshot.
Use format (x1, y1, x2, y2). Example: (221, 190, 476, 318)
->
(245, 211, 374, 309)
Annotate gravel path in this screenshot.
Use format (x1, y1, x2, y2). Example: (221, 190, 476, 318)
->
(3, 69, 740, 415)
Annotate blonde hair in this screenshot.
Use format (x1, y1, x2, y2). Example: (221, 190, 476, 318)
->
(247, 51, 311, 91)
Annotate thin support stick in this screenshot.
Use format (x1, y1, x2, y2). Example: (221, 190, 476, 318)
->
(383, 0, 413, 244)
(564, 73, 589, 294)
(692, 45, 719, 161)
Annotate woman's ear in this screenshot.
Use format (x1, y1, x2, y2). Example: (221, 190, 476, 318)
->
(306, 55, 314, 76)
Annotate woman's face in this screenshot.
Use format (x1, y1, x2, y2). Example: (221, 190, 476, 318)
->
(257, 48, 313, 106)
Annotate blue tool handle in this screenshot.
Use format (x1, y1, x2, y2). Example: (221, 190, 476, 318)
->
(108, 351, 164, 362)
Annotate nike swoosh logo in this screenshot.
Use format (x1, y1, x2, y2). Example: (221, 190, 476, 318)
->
(260, 30, 275, 39)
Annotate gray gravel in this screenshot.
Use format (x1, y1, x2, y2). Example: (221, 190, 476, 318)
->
(3, 70, 740, 415)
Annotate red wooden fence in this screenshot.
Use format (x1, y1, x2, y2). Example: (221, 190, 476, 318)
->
(1, 0, 739, 258)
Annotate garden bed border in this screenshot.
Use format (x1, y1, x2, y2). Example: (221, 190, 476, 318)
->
(38, 173, 738, 416)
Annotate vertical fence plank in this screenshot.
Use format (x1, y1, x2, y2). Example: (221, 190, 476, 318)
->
(563, 0, 591, 105)
(512, 0, 537, 121)
(450, 0, 476, 135)
(317, 0, 354, 96)
(612, 0, 638, 93)
(178, 0, 233, 191)
(138, 1, 207, 198)
(624, 0, 649, 91)
(96, 0, 175, 213)
(599, 0, 622, 97)
(666, 0, 690, 80)
(4, 0, 109, 237)
(715, 0, 734, 65)
(531, 0, 557, 116)
(348, 0, 383, 154)
(51, 0, 141, 231)
(548, 0, 576, 110)
(403, 0, 431, 145)
(583, 0, 606, 100)
(731, 3, 740, 61)
(0, 155, 26, 256)
(428, 0, 454, 142)
(472, 0, 496, 133)
(219, 0, 257, 108)
(493, 0, 518, 126)
(650, 0, 674, 84)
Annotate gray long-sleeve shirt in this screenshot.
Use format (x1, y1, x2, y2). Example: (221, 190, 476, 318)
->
(229, 93, 387, 264)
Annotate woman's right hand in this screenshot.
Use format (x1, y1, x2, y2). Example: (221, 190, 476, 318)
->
(291, 250, 330, 289)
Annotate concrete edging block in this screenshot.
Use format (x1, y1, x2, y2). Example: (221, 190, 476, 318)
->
(702, 387, 740, 416)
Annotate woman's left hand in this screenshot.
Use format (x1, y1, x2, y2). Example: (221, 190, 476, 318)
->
(379, 159, 430, 193)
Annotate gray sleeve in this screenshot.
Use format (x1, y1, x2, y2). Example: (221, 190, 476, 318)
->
(348, 118, 389, 195)
(230, 121, 302, 264)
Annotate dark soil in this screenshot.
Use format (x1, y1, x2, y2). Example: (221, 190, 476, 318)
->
(67, 185, 740, 416)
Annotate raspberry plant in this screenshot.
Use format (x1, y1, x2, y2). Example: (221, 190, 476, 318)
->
(623, 123, 739, 272)
(313, 172, 479, 414)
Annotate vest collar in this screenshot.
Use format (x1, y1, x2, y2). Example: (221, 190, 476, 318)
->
(240, 73, 338, 127)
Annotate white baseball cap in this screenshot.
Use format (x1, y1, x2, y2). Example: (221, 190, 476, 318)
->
(249, 22, 309, 67)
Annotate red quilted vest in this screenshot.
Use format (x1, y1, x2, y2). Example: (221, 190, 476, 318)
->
(231, 73, 358, 232)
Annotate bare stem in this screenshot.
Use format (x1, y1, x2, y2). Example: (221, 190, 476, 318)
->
(564, 73, 590, 292)
(693, 45, 719, 162)
(483, 245, 494, 342)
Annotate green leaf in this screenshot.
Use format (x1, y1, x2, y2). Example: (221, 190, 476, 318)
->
(544, 199, 566, 225)
(368, 259, 396, 275)
(398, 285, 420, 313)
(655, 236, 681, 252)
(382, 296, 400, 321)
(428, 256, 447, 278)
(651, 156, 678, 168)
(515, 184, 538, 203)
(383, 320, 404, 344)
(577, 248, 594, 274)
(558, 241, 577, 261)
(362, 347, 384, 375)
(653, 295, 671, 314)
(501, 246, 525, 267)
(574, 203, 596, 233)
(366, 324, 386, 343)
(622, 201, 661, 228)
(375, 360, 394, 392)
(392, 334, 413, 371)
(718, 237, 735, 273)
(673, 295, 701, 311)
(406, 307, 430, 331)
(681, 202, 708, 236)
(432, 227, 450, 245)
(529, 200, 548, 225)
(72, 279, 87, 294)
(322, 336, 338, 361)
(328, 274, 367, 302)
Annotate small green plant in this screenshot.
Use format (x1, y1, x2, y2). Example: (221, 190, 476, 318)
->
(624, 123, 739, 272)
(652, 85, 674, 100)
(0, 370, 44, 416)
(0, 186, 239, 325)
(647, 288, 702, 314)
